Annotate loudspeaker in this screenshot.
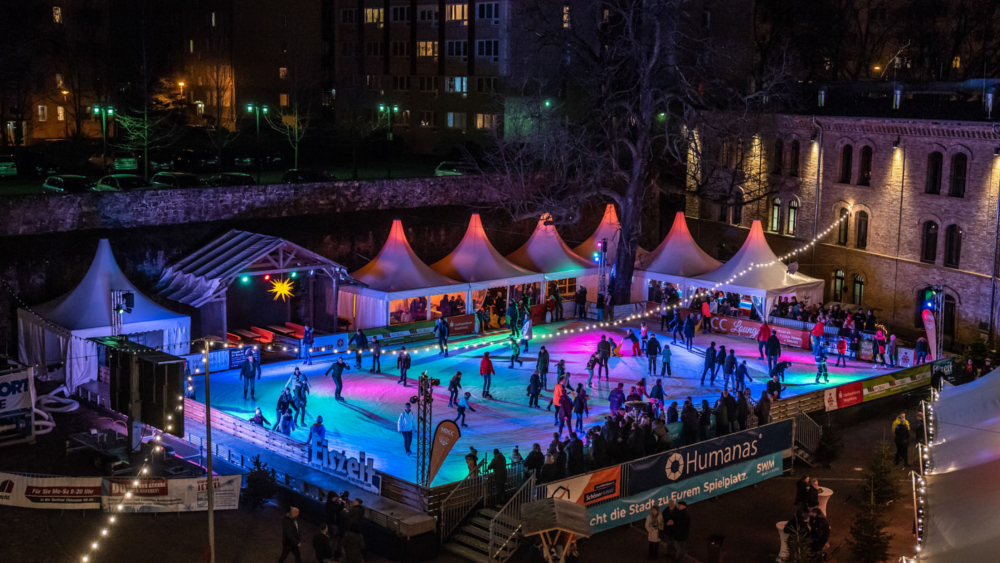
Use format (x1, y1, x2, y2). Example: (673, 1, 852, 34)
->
(107, 344, 185, 440)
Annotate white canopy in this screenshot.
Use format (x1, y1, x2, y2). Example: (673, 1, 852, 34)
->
(506, 215, 597, 280)
(339, 220, 465, 328)
(921, 369, 1000, 563)
(635, 212, 721, 284)
(572, 204, 648, 266)
(431, 214, 543, 289)
(691, 220, 823, 316)
(18, 239, 191, 392)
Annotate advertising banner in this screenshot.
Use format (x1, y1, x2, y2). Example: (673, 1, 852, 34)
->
(586, 452, 783, 533)
(0, 369, 35, 418)
(429, 421, 462, 486)
(227, 346, 259, 370)
(0, 473, 102, 509)
(825, 362, 936, 412)
(704, 315, 811, 350)
(103, 476, 241, 513)
(545, 467, 622, 506)
(922, 309, 937, 362)
(627, 420, 793, 494)
(446, 314, 476, 337)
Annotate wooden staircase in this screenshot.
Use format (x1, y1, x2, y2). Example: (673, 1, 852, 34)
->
(442, 507, 521, 563)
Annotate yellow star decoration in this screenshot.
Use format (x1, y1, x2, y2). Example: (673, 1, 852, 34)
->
(268, 278, 294, 301)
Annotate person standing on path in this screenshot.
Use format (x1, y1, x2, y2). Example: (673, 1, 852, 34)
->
(455, 392, 476, 428)
(447, 372, 462, 407)
(756, 322, 771, 360)
(480, 352, 497, 398)
(597, 335, 612, 380)
(893, 413, 911, 467)
(302, 325, 315, 366)
(349, 329, 368, 369)
(324, 357, 349, 401)
(313, 523, 333, 563)
(666, 502, 690, 562)
(396, 346, 412, 386)
(536, 346, 550, 389)
(397, 402, 416, 455)
(370, 336, 382, 373)
(240, 349, 262, 400)
(646, 334, 661, 376)
(700, 342, 717, 386)
(645, 506, 664, 558)
(766, 333, 782, 373)
(278, 506, 302, 563)
(434, 317, 450, 356)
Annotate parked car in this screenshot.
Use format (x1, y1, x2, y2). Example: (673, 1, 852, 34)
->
(88, 151, 139, 173)
(16, 150, 61, 177)
(281, 168, 333, 183)
(95, 174, 150, 191)
(0, 154, 17, 178)
(150, 172, 205, 188)
(209, 172, 256, 187)
(42, 175, 94, 193)
(434, 161, 474, 176)
(173, 149, 219, 172)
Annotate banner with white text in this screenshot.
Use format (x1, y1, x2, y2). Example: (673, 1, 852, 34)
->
(0, 473, 102, 509)
(102, 476, 241, 513)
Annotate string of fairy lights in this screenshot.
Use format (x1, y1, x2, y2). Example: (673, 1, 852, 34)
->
(905, 395, 937, 562)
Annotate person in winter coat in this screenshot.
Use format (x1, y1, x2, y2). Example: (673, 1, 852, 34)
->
(239, 349, 262, 400)
(398, 403, 416, 455)
(396, 346, 411, 386)
(596, 335, 612, 380)
(572, 385, 589, 433)
(645, 506, 664, 558)
(521, 315, 534, 352)
(660, 342, 673, 377)
(767, 374, 786, 401)
(488, 449, 508, 503)
(349, 329, 368, 368)
(279, 507, 303, 563)
(815, 341, 830, 383)
(681, 400, 699, 445)
(667, 401, 679, 424)
(735, 390, 750, 430)
(646, 334, 661, 375)
(670, 311, 684, 343)
(835, 337, 847, 367)
(735, 360, 752, 393)
(279, 408, 297, 436)
(370, 336, 382, 373)
(302, 325, 315, 366)
(723, 389, 738, 433)
(698, 399, 713, 441)
(536, 346, 551, 388)
(524, 444, 545, 480)
(766, 333, 782, 373)
(548, 376, 566, 416)
(480, 352, 497, 397)
(527, 372, 542, 408)
(506, 300, 520, 338)
(666, 501, 690, 562)
(434, 317, 450, 356)
(249, 406, 271, 427)
(539, 454, 558, 483)
(626, 329, 642, 357)
(508, 338, 524, 368)
(291, 370, 310, 426)
(649, 379, 665, 417)
(794, 476, 812, 507)
(700, 300, 713, 333)
(887, 334, 899, 367)
(273, 389, 292, 430)
(681, 314, 694, 350)
(756, 391, 772, 424)
(756, 322, 772, 359)
(893, 413, 911, 466)
(324, 358, 349, 401)
(558, 387, 575, 434)
(713, 395, 729, 437)
(715, 345, 727, 380)
(723, 349, 738, 391)
(609, 383, 626, 414)
(701, 342, 718, 385)
(770, 359, 791, 383)
(566, 432, 585, 476)
(341, 525, 365, 563)
(448, 372, 462, 407)
(809, 509, 831, 557)
(915, 337, 929, 364)
(454, 392, 477, 428)
(586, 353, 599, 387)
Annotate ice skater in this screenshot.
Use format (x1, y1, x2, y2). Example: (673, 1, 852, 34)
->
(448, 372, 462, 407)
(397, 403, 416, 455)
(239, 349, 261, 400)
(455, 392, 477, 428)
(520, 314, 533, 353)
(273, 388, 292, 430)
(815, 340, 830, 384)
(290, 368, 310, 426)
(324, 357, 349, 401)
(349, 329, 368, 369)
(507, 337, 524, 368)
(397, 346, 411, 386)
(434, 317, 450, 356)
(536, 346, 550, 388)
(302, 325, 314, 365)
(660, 342, 672, 377)
(480, 352, 496, 398)
(370, 336, 382, 373)
(249, 406, 271, 427)
(646, 333, 661, 375)
(734, 360, 752, 393)
(527, 372, 542, 408)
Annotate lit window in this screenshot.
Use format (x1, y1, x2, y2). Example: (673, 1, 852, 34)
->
(832, 270, 844, 302)
(189, 39, 194, 53)
(944, 224, 962, 268)
(852, 275, 864, 306)
(279, 93, 289, 107)
(477, 2, 499, 21)
(769, 198, 781, 232)
(445, 4, 467, 24)
(57, 106, 65, 121)
(563, 6, 571, 28)
(855, 211, 869, 249)
(836, 208, 849, 245)
(279, 67, 288, 79)
(365, 8, 384, 26)
(211, 12, 216, 26)
(476, 113, 497, 129)
(787, 200, 798, 235)
(53, 6, 62, 23)
(447, 112, 466, 129)
(55, 74, 64, 88)
(858, 146, 872, 186)
(417, 41, 438, 57)
(952, 56, 961, 69)
(195, 101, 205, 115)
(420, 111, 435, 127)
(38, 105, 48, 122)
(444, 77, 467, 94)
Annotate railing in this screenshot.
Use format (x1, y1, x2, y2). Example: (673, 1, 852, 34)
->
(488, 474, 538, 562)
(792, 407, 822, 453)
(439, 458, 488, 542)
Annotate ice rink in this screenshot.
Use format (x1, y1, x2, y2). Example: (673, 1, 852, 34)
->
(190, 318, 891, 485)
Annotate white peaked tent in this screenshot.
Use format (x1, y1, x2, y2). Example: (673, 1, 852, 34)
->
(920, 369, 1000, 563)
(506, 214, 597, 281)
(338, 220, 464, 328)
(18, 239, 191, 392)
(572, 204, 648, 266)
(632, 212, 722, 300)
(431, 214, 543, 288)
(692, 220, 823, 317)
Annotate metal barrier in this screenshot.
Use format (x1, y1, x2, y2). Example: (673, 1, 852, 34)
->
(439, 458, 488, 542)
(488, 475, 539, 562)
(792, 407, 822, 453)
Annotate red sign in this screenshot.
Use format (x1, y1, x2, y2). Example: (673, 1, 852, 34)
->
(446, 314, 476, 336)
(825, 381, 863, 412)
(708, 316, 811, 350)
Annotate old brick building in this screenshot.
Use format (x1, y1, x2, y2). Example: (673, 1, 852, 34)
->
(685, 113, 1000, 350)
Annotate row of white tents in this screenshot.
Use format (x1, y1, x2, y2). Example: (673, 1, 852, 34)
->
(338, 204, 824, 329)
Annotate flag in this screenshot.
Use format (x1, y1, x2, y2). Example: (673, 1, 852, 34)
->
(428, 420, 461, 485)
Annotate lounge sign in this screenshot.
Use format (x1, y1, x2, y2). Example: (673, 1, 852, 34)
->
(708, 316, 811, 350)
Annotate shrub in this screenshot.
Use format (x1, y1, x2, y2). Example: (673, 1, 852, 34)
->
(848, 499, 893, 563)
(860, 440, 901, 507)
(242, 454, 278, 512)
(815, 422, 844, 467)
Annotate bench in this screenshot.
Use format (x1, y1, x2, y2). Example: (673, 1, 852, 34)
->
(251, 326, 274, 343)
(285, 322, 306, 339)
(226, 332, 242, 344)
(233, 329, 260, 343)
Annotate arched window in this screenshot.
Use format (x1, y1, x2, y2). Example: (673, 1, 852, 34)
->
(789, 141, 800, 177)
(855, 211, 869, 249)
(772, 139, 783, 174)
(944, 224, 962, 268)
(732, 191, 744, 225)
(837, 208, 849, 245)
(925, 152, 942, 194)
(787, 200, 799, 235)
(839, 145, 853, 183)
(852, 274, 865, 306)
(950, 153, 967, 197)
(833, 270, 845, 302)
(921, 221, 938, 263)
(858, 146, 873, 186)
(769, 198, 782, 232)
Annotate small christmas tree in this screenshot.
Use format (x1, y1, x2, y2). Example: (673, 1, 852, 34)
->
(848, 499, 894, 563)
(242, 454, 278, 512)
(860, 440, 901, 506)
(782, 525, 818, 563)
(815, 421, 844, 467)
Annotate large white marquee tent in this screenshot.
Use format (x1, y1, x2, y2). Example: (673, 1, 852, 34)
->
(506, 215, 597, 281)
(431, 213, 543, 289)
(630, 212, 722, 301)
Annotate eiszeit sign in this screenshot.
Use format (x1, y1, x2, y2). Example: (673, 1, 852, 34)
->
(328, 450, 381, 494)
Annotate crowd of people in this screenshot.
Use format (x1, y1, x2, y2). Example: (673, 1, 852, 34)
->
(783, 477, 831, 560)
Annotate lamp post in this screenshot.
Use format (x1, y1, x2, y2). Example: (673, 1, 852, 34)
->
(378, 103, 399, 179)
(179, 81, 186, 99)
(246, 103, 268, 184)
(93, 105, 114, 159)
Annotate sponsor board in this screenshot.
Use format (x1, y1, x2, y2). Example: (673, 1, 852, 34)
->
(0, 369, 35, 417)
(446, 314, 476, 336)
(702, 315, 812, 350)
(227, 346, 259, 370)
(586, 452, 783, 533)
(545, 467, 622, 506)
(428, 421, 461, 486)
(103, 476, 241, 513)
(825, 361, 939, 412)
(824, 381, 863, 412)
(0, 472, 102, 509)
(326, 451, 381, 494)
(627, 420, 792, 493)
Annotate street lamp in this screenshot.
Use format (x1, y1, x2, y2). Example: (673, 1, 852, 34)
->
(93, 105, 115, 159)
(378, 103, 399, 179)
(246, 103, 269, 183)
(179, 81, 186, 98)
